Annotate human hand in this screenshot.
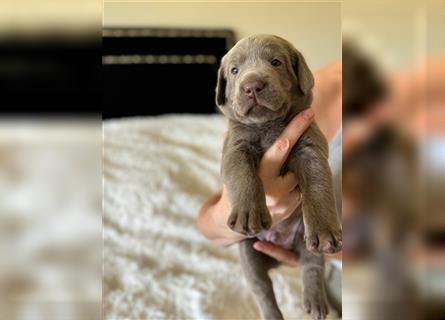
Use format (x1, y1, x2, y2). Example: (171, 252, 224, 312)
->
(253, 240, 343, 267)
(253, 241, 300, 267)
(198, 62, 342, 246)
(197, 108, 314, 246)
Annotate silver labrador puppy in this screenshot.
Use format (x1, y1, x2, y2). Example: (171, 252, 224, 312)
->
(216, 35, 342, 320)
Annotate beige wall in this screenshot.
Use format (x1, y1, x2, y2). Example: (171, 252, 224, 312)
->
(343, 0, 444, 71)
(103, 2, 341, 70)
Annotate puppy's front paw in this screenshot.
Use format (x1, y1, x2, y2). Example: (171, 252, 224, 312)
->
(227, 202, 272, 236)
(303, 286, 329, 320)
(305, 222, 342, 255)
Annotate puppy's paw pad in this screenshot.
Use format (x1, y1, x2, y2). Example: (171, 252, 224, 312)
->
(305, 234, 319, 253)
(253, 204, 272, 233)
(227, 204, 271, 236)
(319, 231, 342, 254)
(305, 228, 342, 255)
(227, 209, 248, 235)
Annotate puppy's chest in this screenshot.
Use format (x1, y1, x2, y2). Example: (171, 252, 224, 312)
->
(256, 125, 301, 173)
(256, 124, 287, 152)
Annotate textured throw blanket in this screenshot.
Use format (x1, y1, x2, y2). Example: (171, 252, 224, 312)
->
(103, 114, 337, 320)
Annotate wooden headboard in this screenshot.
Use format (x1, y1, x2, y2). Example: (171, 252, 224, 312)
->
(103, 27, 235, 119)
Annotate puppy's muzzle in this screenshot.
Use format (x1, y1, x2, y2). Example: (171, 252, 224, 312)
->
(242, 80, 266, 98)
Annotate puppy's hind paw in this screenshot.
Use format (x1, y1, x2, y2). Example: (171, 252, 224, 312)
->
(303, 289, 329, 320)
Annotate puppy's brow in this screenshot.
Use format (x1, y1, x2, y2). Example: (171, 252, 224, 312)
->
(259, 44, 286, 59)
(230, 52, 247, 66)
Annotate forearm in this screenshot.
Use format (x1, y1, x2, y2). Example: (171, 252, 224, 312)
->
(312, 61, 342, 142)
(197, 187, 246, 246)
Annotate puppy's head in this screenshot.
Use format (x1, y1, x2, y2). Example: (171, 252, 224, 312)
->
(216, 34, 314, 124)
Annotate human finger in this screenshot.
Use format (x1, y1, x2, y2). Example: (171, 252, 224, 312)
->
(253, 241, 299, 267)
(260, 108, 314, 178)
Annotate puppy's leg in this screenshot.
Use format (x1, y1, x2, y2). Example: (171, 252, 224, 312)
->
(222, 142, 271, 236)
(295, 231, 329, 320)
(239, 239, 283, 320)
(291, 125, 342, 255)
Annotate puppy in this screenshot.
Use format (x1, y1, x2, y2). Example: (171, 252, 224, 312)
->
(216, 35, 342, 320)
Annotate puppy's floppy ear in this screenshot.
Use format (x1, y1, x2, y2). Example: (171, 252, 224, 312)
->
(290, 48, 314, 95)
(215, 60, 227, 106)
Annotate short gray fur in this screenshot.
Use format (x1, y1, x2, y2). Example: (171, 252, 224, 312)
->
(216, 35, 342, 320)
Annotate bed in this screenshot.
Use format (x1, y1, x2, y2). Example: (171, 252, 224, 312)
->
(102, 27, 339, 319)
(102, 27, 235, 118)
(103, 114, 341, 319)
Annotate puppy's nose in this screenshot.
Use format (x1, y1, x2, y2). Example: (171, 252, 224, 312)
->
(243, 81, 265, 97)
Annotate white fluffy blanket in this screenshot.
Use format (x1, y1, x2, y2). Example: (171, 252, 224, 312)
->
(103, 115, 335, 320)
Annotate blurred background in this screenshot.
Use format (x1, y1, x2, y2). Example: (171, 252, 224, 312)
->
(0, 0, 444, 319)
(342, 1, 445, 319)
(0, 0, 101, 112)
(0, 0, 101, 319)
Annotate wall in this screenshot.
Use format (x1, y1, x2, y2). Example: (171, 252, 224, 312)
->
(103, 2, 341, 71)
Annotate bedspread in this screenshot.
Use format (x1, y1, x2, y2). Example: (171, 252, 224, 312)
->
(103, 114, 337, 320)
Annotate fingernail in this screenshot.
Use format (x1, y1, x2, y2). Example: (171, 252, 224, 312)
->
(253, 242, 263, 250)
(302, 108, 314, 119)
(276, 138, 289, 152)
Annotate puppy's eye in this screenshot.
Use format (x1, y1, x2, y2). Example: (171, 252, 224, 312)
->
(231, 67, 239, 75)
(271, 59, 282, 67)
